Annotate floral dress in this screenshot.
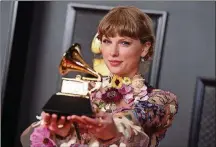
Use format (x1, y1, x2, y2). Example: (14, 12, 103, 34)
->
(21, 74, 178, 147)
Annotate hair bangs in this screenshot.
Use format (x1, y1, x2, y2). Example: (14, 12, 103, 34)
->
(97, 9, 141, 40)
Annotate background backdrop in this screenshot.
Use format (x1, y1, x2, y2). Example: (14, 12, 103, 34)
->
(1, 1, 215, 147)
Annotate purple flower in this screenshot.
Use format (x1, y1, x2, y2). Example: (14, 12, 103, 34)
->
(94, 90, 103, 99)
(102, 88, 123, 103)
(123, 92, 134, 104)
(30, 126, 56, 147)
(118, 84, 132, 95)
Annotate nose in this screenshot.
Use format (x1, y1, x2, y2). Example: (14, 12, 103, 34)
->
(109, 44, 119, 56)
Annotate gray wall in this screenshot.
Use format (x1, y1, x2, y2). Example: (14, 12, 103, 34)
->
(6, 1, 215, 147)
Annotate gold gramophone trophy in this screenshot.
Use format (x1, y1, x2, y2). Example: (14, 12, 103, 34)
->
(42, 43, 102, 118)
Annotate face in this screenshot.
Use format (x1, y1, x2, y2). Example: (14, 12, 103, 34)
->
(100, 35, 150, 78)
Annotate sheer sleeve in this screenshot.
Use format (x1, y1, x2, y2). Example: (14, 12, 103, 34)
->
(106, 89, 178, 147)
(132, 89, 178, 147)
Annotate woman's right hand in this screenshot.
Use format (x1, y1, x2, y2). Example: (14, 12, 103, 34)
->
(41, 112, 72, 137)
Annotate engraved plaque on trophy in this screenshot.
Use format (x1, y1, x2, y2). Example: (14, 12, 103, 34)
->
(42, 43, 102, 117)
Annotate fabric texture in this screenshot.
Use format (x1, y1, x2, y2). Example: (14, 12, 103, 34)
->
(20, 75, 178, 147)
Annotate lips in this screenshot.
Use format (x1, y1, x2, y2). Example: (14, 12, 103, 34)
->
(109, 60, 122, 66)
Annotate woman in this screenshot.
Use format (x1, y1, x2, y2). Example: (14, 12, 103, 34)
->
(21, 6, 178, 147)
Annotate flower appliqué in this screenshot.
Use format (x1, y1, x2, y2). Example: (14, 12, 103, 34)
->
(169, 104, 176, 114)
(111, 75, 123, 89)
(92, 74, 149, 108)
(30, 126, 56, 147)
(102, 88, 123, 103)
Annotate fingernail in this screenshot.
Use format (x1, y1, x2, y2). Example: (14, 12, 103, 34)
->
(57, 124, 64, 129)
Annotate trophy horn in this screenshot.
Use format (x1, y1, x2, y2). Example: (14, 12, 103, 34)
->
(59, 43, 101, 81)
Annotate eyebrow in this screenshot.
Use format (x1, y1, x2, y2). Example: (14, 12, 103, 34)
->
(102, 36, 133, 41)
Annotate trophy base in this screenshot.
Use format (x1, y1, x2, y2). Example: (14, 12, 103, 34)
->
(42, 93, 94, 117)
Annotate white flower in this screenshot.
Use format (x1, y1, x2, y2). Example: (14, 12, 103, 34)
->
(59, 137, 76, 147)
(89, 139, 99, 147)
(134, 95, 149, 104)
(170, 105, 176, 114)
(132, 77, 145, 95)
(119, 143, 127, 147)
(141, 95, 149, 101)
(109, 144, 118, 147)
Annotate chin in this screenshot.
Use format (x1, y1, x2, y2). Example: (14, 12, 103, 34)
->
(108, 68, 124, 76)
(106, 63, 124, 76)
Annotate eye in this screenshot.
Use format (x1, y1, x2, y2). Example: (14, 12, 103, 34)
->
(120, 41, 131, 46)
(102, 39, 111, 44)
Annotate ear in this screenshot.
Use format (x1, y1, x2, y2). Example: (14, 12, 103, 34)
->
(141, 41, 151, 57)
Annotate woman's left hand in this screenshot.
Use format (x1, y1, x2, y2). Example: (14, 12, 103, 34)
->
(70, 112, 119, 140)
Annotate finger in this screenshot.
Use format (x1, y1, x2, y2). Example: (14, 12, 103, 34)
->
(57, 116, 66, 129)
(81, 116, 100, 126)
(67, 116, 71, 120)
(49, 114, 57, 131)
(70, 115, 87, 124)
(41, 111, 46, 118)
(43, 113, 51, 125)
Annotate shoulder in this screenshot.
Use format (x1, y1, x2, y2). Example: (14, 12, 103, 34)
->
(148, 89, 177, 104)
(147, 88, 178, 115)
(143, 81, 178, 112)
(144, 81, 177, 104)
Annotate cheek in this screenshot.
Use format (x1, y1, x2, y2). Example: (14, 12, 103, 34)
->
(101, 48, 109, 60)
(121, 50, 140, 63)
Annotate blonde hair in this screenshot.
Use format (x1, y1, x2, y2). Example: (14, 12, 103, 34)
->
(97, 6, 155, 60)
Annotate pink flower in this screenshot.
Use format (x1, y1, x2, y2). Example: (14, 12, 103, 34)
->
(138, 90, 147, 97)
(91, 88, 107, 100)
(135, 85, 148, 96)
(140, 85, 147, 91)
(30, 126, 56, 147)
(123, 92, 134, 104)
(95, 90, 103, 99)
(102, 88, 123, 103)
(118, 84, 132, 95)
